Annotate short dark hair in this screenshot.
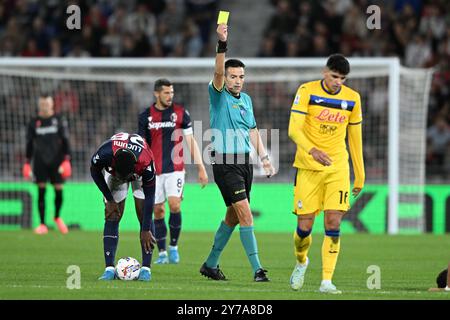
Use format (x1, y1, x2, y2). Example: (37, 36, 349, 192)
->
(154, 78, 172, 92)
(326, 54, 350, 75)
(436, 268, 448, 288)
(225, 59, 245, 70)
(114, 148, 136, 179)
(39, 93, 52, 99)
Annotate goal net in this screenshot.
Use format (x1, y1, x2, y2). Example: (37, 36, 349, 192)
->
(0, 58, 432, 233)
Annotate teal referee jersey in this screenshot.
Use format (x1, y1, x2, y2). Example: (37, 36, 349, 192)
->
(208, 81, 257, 154)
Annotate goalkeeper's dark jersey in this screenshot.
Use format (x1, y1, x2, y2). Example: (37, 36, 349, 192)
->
(26, 114, 71, 165)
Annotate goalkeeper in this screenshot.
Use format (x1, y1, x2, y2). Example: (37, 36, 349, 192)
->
(23, 93, 72, 235)
(288, 54, 365, 294)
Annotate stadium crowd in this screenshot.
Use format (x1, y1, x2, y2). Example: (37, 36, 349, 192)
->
(0, 0, 448, 180)
(0, 0, 218, 58)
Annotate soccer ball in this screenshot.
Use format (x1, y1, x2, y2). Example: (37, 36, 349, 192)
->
(115, 257, 141, 280)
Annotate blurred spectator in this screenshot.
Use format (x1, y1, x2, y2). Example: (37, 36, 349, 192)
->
(107, 5, 128, 34)
(173, 18, 203, 57)
(21, 38, 45, 57)
(419, 3, 446, 41)
(66, 41, 91, 57)
(158, 0, 185, 33)
(342, 5, 368, 40)
(285, 36, 299, 57)
(265, 0, 297, 37)
(312, 34, 331, 56)
(297, 1, 313, 28)
(54, 82, 80, 114)
(152, 20, 177, 56)
(258, 32, 282, 57)
(404, 34, 432, 67)
(0, 36, 17, 56)
(124, 3, 156, 41)
(29, 17, 50, 54)
(185, 0, 217, 50)
(101, 24, 122, 57)
(120, 33, 138, 57)
(426, 117, 450, 176)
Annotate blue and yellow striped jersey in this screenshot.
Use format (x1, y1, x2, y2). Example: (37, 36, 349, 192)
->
(290, 79, 363, 171)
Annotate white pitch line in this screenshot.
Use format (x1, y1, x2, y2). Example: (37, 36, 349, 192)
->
(2, 284, 444, 296)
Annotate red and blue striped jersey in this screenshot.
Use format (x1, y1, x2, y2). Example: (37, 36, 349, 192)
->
(91, 132, 155, 186)
(138, 103, 192, 175)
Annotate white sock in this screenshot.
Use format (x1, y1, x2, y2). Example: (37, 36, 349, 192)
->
(159, 250, 167, 256)
(321, 280, 332, 286)
(169, 245, 178, 250)
(297, 257, 309, 267)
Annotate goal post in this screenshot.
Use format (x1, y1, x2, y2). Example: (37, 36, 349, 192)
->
(0, 57, 433, 234)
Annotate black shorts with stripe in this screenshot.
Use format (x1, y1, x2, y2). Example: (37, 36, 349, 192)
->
(211, 153, 253, 207)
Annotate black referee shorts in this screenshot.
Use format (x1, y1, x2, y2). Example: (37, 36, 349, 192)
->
(211, 153, 253, 207)
(33, 157, 63, 184)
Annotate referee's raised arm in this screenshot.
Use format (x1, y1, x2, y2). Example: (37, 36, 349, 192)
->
(213, 24, 228, 91)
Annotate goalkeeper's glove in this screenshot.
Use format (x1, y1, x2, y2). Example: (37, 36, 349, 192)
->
(59, 156, 72, 178)
(22, 162, 32, 180)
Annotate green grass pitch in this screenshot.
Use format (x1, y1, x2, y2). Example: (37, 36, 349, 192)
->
(0, 230, 449, 300)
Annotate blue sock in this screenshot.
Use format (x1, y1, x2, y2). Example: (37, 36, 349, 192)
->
(103, 220, 119, 267)
(154, 218, 167, 252)
(239, 226, 262, 273)
(141, 220, 155, 268)
(205, 221, 235, 268)
(169, 212, 182, 246)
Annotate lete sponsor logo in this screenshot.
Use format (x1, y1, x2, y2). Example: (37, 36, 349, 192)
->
(315, 109, 346, 123)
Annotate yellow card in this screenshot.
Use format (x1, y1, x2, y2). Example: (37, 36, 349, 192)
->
(217, 11, 229, 25)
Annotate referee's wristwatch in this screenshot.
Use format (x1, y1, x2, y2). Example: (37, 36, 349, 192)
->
(260, 155, 270, 162)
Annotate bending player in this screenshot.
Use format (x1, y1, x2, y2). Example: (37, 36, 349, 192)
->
(90, 132, 156, 281)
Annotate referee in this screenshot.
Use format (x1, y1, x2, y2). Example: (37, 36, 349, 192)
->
(200, 23, 275, 282)
(23, 93, 72, 235)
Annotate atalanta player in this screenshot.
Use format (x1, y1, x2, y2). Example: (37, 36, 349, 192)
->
(23, 93, 72, 235)
(288, 54, 365, 294)
(138, 79, 208, 265)
(90, 132, 156, 281)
